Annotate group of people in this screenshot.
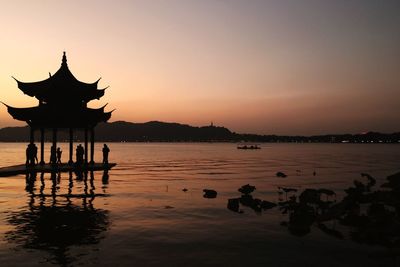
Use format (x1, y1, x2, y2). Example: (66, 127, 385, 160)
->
(25, 143, 38, 166)
(25, 143, 110, 166)
(49, 146, 62, 164)
(75, 144, 85, 165)
(75, 144, 110, 165)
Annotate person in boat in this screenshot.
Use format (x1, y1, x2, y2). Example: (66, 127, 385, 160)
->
(238, 144, 260, 149)
(56, 147, 62, 164)
(102, 144, 110, 164)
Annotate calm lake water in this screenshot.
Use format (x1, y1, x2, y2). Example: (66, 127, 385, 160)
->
(0, 143, 399, 266)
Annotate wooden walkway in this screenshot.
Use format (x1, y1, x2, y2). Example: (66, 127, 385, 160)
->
(0, 163, 116, 177)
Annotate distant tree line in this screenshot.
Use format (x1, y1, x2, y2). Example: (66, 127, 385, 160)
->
(0, 121, 399, 143)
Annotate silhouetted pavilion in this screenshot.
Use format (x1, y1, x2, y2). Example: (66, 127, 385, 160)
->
(3, 52, 113, 165)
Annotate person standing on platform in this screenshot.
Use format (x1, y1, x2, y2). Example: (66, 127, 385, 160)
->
(102, 144, 110, 164)
(33, 144, 38, 164)
(25, 144, 30, 166)
(25, 143, 37, 166)
(75, 145, 80, 164)
(56, 147, 62, 164)
(80, 145, 85, 164)
(50, 145, 56, 164)
(76, 144, 84, 165)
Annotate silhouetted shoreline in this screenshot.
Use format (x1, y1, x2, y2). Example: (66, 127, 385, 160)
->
(0, 121, 399, 143)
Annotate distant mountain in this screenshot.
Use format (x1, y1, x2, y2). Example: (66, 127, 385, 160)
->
(95, 121, 235, 141)
(0, 121, 236, 142)
(0, 121, 399, 143)
(0, 126, 30, 142)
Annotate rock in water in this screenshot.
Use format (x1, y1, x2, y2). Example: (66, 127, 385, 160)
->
(227, 198, 241, 213)
(276, 171, 287, 178)
(203, 189, 217, 198)
(261, 200, 277, 210)
(238, 184, 256, 195)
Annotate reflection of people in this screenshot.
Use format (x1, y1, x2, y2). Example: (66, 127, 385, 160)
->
(102, 144, 110, 164)
(102, 169, 109, 185)
(56, 148, 62, 164)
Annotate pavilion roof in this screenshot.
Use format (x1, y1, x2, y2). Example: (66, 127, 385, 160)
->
(4, 104, 113, 129)
(12, 52, 107, 103)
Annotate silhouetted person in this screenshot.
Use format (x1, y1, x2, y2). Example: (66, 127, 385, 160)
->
(80, 145, 85, 164)
(25, 144, 30, 166)
(26, 144, 37, 166)
(75, 145, 80, 164)
(102, 144, 110, 164)
(50, 145, 57, 165)
(33, 144, 38, 164)
(76, 144, 84, 165)
(56, 147, 62, 164)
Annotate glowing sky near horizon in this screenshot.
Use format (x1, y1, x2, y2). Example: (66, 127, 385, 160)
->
(0, 0, 399, 135)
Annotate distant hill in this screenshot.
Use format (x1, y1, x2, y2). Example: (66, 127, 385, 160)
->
(0, 121, 236, 142)
(95, 121, 235, 141)
(0, 121, 399, 143)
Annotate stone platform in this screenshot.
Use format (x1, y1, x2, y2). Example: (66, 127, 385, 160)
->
(0, 163, 116, 177)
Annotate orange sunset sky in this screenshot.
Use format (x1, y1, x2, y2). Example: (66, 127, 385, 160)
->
(1, 0, 399, 135)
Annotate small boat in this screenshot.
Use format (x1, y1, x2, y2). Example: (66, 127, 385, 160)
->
(237, 144, 261, 150)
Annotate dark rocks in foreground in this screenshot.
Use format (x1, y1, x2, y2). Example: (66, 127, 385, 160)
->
(226, 171, 400, 248)
(228, 184, 277, 214)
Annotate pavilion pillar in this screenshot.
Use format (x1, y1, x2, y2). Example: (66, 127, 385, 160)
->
(52, 128, 57, 165)
(40, 128, 45, 165)
(90, 127, 95, 164)
(84, 128, 88, 165)
(68, 128, 73, 165)
(30, 127, 34, 144)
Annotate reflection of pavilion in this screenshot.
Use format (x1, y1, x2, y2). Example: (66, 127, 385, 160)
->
(2, 52, 114, 168)
(6, 170, 111, 266)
